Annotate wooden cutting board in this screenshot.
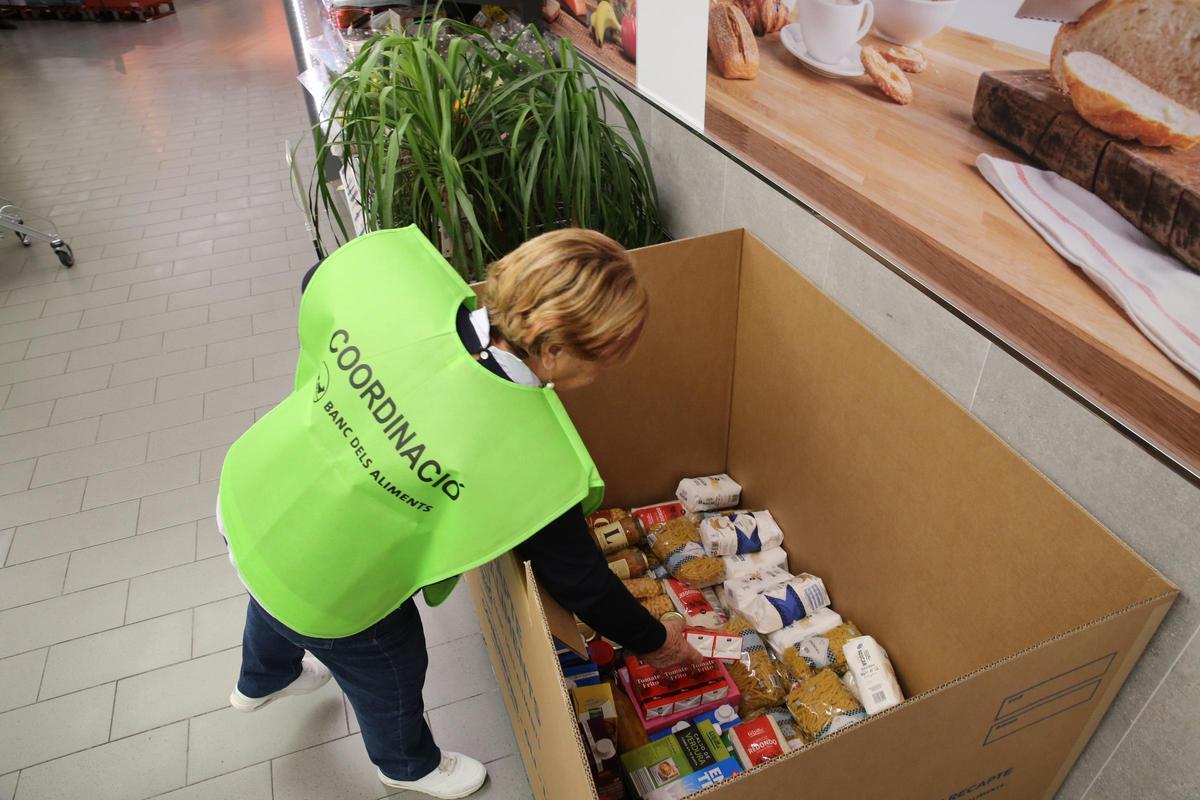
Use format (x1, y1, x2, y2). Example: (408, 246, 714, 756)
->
(973, 70, 1200, 273)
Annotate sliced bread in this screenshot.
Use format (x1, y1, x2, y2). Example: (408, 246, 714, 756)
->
(1064, 51, 1200, 148)
(1050, 0, 1200, 111)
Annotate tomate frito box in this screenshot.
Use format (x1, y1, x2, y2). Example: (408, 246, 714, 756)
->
(465, 230, 1177, 800)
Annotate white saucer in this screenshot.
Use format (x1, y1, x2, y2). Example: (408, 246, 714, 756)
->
(780, 23, 865, 78)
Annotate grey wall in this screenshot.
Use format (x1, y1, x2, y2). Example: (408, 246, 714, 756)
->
(603, 78, 1200, 800)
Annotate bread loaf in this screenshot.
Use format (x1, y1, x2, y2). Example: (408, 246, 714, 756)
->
(709, 3, 760, 80)
(1050, 0, 1200, 110)
(1064, 52, 1200, 149)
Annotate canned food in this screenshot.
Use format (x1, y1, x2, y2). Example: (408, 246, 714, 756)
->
(576, 622, 597, 642)
(659, 611, 685, 625)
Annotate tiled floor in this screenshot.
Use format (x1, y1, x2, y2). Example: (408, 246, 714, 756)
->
(0, 3, 530, 798)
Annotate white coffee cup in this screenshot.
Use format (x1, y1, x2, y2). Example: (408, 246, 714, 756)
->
(799, 0, 875, 65)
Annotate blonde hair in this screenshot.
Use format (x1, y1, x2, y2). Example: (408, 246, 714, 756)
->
(482, 229, 648, 362)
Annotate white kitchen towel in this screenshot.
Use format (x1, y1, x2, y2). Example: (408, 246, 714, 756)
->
(977, 154, 1200, 381)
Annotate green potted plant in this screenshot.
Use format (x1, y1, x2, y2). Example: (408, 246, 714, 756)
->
(309, 16, 664, 280)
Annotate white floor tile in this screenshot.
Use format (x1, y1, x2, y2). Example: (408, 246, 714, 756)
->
(188, 678, 348, 783)
(0, 479, 85, 529)
(49, 379, 156, 425)
(0, 419, 98, 466)
(127, 555, 245, 624)
(416, 588, 481, 648)
(162, 317, 253, 352)
(96, 396, 204, 443)
(0, 650, 47, 713)
(4, 365, 110, 407)
(147, 763, 272, 800)
(111, 345, 207, 386)
(138, 481, 219, 534)
(40, 609, 192, 699)
(111, 647, 241, 739)
(14, 721, 187, 800)
(63, 332, 164, 372)
(0, 461, 35, 497)
(156, 362, 253, 403)
(25, 322, 120, 359)
(424, 635, 496, 712)
(203, 376, 291, 419)
(473, 754, 533, 800)
(271, 734, 411, 800)
(0, 582, 127, 658)
(82, 452, 199, 509)
(6, 500, 138, 565)
(193, 594, 248, 657)
(428, 691, 519, 765)
(0, 555, 68, 612)
(0, 771, 14, 800)
(0, 683, 114, 774)
(0, 403, 53, 438)
(30, 434, 149, 488)
(63, 522, 196, 593)
(147, 412, 252, 462)
(0, 529, 11, 565)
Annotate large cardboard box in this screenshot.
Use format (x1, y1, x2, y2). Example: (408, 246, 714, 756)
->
(465, 230, 1177, 800)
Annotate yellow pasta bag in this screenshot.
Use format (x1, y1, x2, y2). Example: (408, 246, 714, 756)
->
(782, 621, 863, 676)
(723, 615, 787, 717)
(786, 669, 867, 741)
(639, 595, 674, 618)
(623, 577, 664, 600)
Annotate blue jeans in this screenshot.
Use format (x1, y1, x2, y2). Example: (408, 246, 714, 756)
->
(238, 597, 442, 781)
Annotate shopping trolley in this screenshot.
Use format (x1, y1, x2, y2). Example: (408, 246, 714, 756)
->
(0, 195, 74, 267)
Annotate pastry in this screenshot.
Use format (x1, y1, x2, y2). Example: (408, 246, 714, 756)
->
(861, 45, 913, 105)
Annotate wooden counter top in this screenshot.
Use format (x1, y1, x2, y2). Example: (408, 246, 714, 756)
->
(551, 15, 1200, 476)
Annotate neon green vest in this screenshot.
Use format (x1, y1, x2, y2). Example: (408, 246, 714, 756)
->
(219, 227, 604, 638)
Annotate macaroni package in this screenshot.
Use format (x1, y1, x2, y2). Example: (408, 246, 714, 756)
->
(785, 669, 867, 741)
(624, 577, 665, 600)
(783, 621, 863, 675)
(676, 474, 743, 513)
(640, 595, 674, 618)
(648, 517, 726, 589)
(698, 511, 785, 557)
(722, 615, 787, 718)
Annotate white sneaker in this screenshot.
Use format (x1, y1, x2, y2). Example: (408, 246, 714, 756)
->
(229, 654, 331, 712)
(378, 752, 488, 799)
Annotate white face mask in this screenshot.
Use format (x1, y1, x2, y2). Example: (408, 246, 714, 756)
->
(469, 308, 544, 388)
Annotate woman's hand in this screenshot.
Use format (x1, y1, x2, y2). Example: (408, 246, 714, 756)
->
(640, 618, 704, 669)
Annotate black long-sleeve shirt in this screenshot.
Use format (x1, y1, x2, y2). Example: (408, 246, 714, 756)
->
(301, 263, 667, 654)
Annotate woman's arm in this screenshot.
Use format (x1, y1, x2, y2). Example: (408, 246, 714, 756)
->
(514, 506, 668, 654)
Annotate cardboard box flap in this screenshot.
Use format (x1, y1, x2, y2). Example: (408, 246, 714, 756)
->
(725, 233, 1174, 694)
(466, 556, 596, 800)
(561, 231, 744, 508)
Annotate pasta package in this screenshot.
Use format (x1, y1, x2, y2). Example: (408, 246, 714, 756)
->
(676, 474, 742, 512)
(721, 548, 789, 581)
(587, 508, 641, 554)
(624, 577, 664, 600)
(648, 517, 726, 588)
(785, 669, 867, 741)
(647, 517, 700, 562)
(766, 607, 844, 657)
(779, 646, 815, 684)
(728, 573, 831, 634)
(639, 595, 674, 618)
(786, 621, 863, 675)
(698, 511, 785, 557)
(723, 614, 787, 718)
